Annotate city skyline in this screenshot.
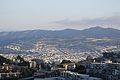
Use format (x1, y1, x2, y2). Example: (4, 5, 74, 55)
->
(0, 0, 120, 31)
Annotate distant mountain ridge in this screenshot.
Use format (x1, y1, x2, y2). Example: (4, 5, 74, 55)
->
(81, 27, 120, 38)
(0, 26, 120, 45)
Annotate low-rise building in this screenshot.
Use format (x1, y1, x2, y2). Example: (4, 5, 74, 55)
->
(62, 63, 76, 71)
(61, 71, 102, 80)
(29, 61, 37, 68)
(86, 63, 120, 80)
(0, 72, 20, 79)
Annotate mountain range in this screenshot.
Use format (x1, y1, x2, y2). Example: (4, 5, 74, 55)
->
(0, 26, 120, 61)
(0, 26, 120, 46)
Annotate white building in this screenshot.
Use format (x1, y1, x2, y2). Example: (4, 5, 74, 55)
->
(63, 63, 76, 70)
(61, 71, 102, 80)
(0, 72, 20, 79)
(29, 61, 37, 68)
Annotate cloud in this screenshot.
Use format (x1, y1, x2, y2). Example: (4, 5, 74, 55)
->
(53, 15, 120, 29)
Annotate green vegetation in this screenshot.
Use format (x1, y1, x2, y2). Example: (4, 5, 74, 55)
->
(0, 54, 11, 65)
(16, 55, 29, 67)
(60, 60, 72, 64)
(74, 62, 86, 74)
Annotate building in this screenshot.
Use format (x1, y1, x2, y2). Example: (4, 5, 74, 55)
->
(0, 72, 20, 79)
(62, 63, 76, 71)
(86, 63, 120, 80)
(29, 61, 37, 68)
(61, 71, 102, 80)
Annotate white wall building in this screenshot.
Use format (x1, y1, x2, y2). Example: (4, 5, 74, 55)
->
(29, 61, 37, 68)
(61, 71, 102, 80)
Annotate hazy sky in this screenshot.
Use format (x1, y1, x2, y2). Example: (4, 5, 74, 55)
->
(0, 0, 120, 31)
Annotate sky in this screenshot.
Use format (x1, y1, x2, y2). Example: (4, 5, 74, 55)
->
(0, 0, 120, 31)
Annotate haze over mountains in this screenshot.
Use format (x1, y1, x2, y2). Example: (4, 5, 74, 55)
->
(0, 26, 120, 61)
(0, 26, 120, 45)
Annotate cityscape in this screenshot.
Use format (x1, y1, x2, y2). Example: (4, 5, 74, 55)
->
(0, 0, 120, 80)
(0, 27, 120, 80)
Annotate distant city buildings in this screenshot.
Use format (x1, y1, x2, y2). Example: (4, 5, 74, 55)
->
(61, 71, 102, 80)
(0, 47, 120, 80)
(86, 62, 120, 80)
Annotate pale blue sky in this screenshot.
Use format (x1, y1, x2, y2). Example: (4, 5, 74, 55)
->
(0, 0, 120, 31)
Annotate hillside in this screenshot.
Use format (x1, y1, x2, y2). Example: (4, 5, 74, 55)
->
(0, 26, 120, 61)
(0, 26, 120, 45)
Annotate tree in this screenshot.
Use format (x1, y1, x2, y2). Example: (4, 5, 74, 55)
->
(74, 63, 86, 74)
(0, 55, 11, 65)
(60, 60, 72, 64)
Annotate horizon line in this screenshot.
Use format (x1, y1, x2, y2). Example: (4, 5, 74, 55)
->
(0, 26, 119, 32)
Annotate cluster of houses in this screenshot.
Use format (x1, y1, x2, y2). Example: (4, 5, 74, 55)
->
(0, 51, 120, 80)
(86, 62, 120, 80)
